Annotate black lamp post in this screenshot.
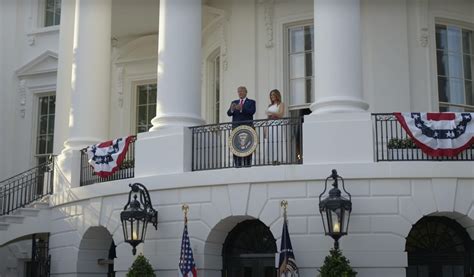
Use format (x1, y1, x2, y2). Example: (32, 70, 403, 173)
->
(120, 183, 158, 255)
(319, 169, 352, 250)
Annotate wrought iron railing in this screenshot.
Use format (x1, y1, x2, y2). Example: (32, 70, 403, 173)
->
(372, 113, 474, 161)
(0, 160, 54, 216)
(80, 136, 136, 186)
(190, 117, 303, 171)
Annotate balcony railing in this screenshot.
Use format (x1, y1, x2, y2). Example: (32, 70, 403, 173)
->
(0, 160, 54, 216)
(372, 113, 474, 161)
(190, 117, 303, 171)
(80, 136, 136, 186)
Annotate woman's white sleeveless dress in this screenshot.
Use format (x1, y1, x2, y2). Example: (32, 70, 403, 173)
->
(264, 104, 287, 164)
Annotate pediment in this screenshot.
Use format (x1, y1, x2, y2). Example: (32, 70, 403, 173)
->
(16, 50, 58, 77)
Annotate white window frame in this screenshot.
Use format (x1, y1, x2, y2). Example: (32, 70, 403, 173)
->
(131, 80, 157, 134)
(283, 20, 314, 112)
(433, 19, 474, 112)
(206, 48, 221, 124)
(39, 0, 61, 28)
(34, 92, 56, 165)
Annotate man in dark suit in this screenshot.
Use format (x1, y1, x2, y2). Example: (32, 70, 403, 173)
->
(227, 86, 256, 167)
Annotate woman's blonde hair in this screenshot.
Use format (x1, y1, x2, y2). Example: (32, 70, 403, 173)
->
(269, 89, 282, 105)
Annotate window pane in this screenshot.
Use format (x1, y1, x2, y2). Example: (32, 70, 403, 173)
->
(49, 95, 56, 114)
(290, 79, 306, 106)
(290, 27, 304, 53)
(438, 76, 449, 103)
(39, 115, 48, 135)
(436, 25, 448, 50)
(148, 104, 156, 123)
(464, 55, 473, 80)
(138, 89, 147, 105)
(37, 136, 47, 154)
(447, 26, 462, 52)
(137, 106, 147, 126)
(448, 53, 463, 78)
(305, 52, 313, 77)
(46, 135, 54, 154)
(437, 50, 448, 76)
(304, 25, 314, 51)
(290, 53, 305, 79)
(148, 85, 157, 104)
(40, 97, 49, 114)
(448, 78, 464, 104)
(462, 29, 473, 54)
(306, 78, 313, 103)
(48, 115, 55, 134)
(137, 125, 148, 133)
(466, 80, 473, 106)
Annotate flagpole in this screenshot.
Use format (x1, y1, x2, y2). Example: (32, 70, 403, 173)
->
(279, 200, 288, 277)
(182, 204, 189, 224)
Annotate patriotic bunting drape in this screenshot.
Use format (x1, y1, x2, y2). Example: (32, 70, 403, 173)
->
(394, 112, 474, 156)
(86, 136, 133, 178)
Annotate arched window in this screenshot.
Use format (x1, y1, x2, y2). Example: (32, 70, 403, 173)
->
(406, 216, 473, 277)
(223, 220, 277, 277)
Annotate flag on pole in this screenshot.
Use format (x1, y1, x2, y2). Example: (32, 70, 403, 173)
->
(279, 202, 298, 276)
(179, 212, 197, 277)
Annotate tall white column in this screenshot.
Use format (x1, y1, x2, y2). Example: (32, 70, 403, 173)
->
(311, 0, 368, 113)
(303, 0, 373, 164)
(53, 0, 75, 155)
(136, 0, 203, 176)
(58, 0, 112, 187)
(64, 0, 112, 150)
(149, 0, 204, 131)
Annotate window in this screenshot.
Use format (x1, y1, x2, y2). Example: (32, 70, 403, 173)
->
(135, 83, 157, 133)
(44, 0, 61, 27)
(207, 52, 221, 124)
(435, 24, 474, 112)
(36, 94, 55, 165)
(287, 23, 314, 110)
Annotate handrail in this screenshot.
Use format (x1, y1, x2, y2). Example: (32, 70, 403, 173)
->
(0, 159, 54, 216)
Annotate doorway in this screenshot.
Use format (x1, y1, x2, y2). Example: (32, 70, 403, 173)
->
(223, 220, 277, 277)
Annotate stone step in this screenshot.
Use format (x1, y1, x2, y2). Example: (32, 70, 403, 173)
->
(0, 215, 25, 224)
(0, 222, 9, 230)
(31, 202, 49, 209)
(14, 208, 41, 217)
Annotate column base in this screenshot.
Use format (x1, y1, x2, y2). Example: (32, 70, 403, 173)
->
(303, 112, 374, 164)
(310, 96, 369, 114)
(55, 147, 82, 190)
(149, 113, 204, 132)
(135, 126, 192, 177)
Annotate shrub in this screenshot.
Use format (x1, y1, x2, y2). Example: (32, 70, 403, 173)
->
(127, 253, 156, 277)
(319, 248, 357, 277)
(387, 138, 416, 149)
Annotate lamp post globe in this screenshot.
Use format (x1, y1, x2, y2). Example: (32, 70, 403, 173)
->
(319, 169, 352, 250)
(120, 183, 158, 255)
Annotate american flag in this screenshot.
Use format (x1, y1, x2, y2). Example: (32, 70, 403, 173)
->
(279, 220, 298, 277)
(178, 223, 197, 277)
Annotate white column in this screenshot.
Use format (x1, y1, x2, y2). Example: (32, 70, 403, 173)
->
(58, 0, 112, 187)
(311, 0, 368, 114)
(149, 0, 204, 131)
(53, 0, 75, 155)
(135, 0, 203, 176)
(64, 0, 112, 150)
(303, 0, 373, 164)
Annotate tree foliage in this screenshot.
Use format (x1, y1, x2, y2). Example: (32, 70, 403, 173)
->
(319, 248, 357, 277)
(127, 253, 156, 277)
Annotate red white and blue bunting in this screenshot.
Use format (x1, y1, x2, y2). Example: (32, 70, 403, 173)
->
(87, 136, 134, 178)
(394, 112, 474, 156)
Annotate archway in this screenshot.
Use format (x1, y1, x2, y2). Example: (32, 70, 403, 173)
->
(77, 226, 116, 277)
(406, 216, 473, 277)
(222, 219, 277, 277)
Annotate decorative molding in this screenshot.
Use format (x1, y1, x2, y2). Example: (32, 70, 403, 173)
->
(218, 23, 228, 71)
(261, 0, 275, 48)
(16, 50, 58, 77)
(419, 28, 429, 48)
(27, 35, 36, 46)
(116, 66, 124, 108)
(18, 79, 27, 119)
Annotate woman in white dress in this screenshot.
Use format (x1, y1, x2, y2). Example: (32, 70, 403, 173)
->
(264, 89, 286, 164)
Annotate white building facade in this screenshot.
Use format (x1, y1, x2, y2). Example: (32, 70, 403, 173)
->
(0, 0, 473, 276)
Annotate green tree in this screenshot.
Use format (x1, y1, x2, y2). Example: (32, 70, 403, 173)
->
(319, 248, 357, 277)
(127, 253, 156, 277)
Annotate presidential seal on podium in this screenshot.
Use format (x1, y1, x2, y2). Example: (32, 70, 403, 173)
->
(228, 125, 258, 157)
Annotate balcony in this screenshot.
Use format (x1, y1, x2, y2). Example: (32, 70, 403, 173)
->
(372, 113, 474, 161)
(190, 117, 303, 171)
(80, 136, 136, 186)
